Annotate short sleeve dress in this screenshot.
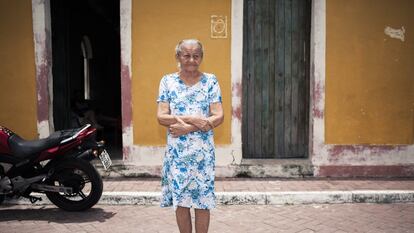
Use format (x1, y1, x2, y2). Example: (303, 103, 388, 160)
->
(157, 72, 222, 210)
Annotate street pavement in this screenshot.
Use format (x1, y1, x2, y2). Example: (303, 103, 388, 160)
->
(0, 178, 413, 232)
(0, 203, 413, 232)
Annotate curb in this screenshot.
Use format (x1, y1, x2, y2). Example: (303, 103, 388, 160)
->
(4, 190, 414, 206)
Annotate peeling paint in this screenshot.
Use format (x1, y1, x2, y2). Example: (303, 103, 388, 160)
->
(32, 0, 54, 137)
(312, 82, 324, 118)
(120, 0, 132, 131)
(232, 82, 242, 98)
(232, 106, 242, 120)
(318, 165, 414, 177)
(310, 0, 326, 167)
(384, 26, 405, 42)
(122, 146, 131, 161)
(120, 0, 133, 161)
(37, 120, 50, 139)
(312, 143, 414, 167)
(328, 145, 405, 157)
(36, 62, 50, 121)
(231, 82, 242, 120)
(312, 105, 324, 119)
(122, 126, 133, 145)
(122, 126, 133, 160)
(121, 64, 132, 128)
(32, 1, 52, 124)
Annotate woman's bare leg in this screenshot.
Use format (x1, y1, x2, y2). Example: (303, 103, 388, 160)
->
(176, 206, 192, 233)
(195, 209, 210, 233)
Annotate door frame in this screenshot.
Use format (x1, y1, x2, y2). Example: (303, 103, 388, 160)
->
(32, 0, 54, 138)
(31, 0, 126, 150)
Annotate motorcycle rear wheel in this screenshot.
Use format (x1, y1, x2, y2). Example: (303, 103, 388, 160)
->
(45, 158, 103, 211)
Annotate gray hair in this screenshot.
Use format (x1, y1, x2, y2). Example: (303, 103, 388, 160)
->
(175, 39, 204, 57)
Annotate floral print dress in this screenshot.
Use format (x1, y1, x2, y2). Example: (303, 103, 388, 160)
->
(157, 72, 222, 210)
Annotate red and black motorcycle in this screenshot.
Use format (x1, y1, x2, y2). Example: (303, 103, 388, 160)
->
(0, 124, 111, 211)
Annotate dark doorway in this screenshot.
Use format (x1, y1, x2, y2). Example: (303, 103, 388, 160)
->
(242, 0, 311, 159)
(51, 0, 122, 158)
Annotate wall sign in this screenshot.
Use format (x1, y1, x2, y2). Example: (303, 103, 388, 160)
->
(211, 15, 227, 38)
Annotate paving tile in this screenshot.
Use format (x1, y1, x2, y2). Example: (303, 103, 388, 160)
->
(1, 203, 413, 233)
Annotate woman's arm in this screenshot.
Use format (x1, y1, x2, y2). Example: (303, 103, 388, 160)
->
(169, 117, 198, 137)
(157, 102, 199, 137)
(207, 102, 224, 129)
(179, 102, 224, 131)
(157, 102, 177, 126)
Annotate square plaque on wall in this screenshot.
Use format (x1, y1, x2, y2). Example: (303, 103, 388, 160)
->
(211, 15, 227, 38)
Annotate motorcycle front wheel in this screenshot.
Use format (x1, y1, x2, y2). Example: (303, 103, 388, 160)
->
(45, 158, 103, 211)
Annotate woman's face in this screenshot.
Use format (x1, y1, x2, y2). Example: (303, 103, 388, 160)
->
(177, 45, 203, 73)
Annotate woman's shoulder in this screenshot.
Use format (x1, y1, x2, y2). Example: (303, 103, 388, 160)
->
(202, 72, 216, 79)
(202, 73, 219, 83)
(160, 73, 179, 84)
(161, 72, 179, 80)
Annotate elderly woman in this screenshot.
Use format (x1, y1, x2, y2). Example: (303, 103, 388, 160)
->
(157, 39, 224, 233)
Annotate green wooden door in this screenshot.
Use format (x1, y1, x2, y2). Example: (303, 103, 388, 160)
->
(242, 0, 311, 159)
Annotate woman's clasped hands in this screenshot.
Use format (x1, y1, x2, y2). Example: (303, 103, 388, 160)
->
(168, 115, 212, 137)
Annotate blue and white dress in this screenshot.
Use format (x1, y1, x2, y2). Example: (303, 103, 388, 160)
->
(157, 72, 222, 210)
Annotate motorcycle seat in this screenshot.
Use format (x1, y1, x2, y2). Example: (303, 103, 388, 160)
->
(8, 131, 72, 158)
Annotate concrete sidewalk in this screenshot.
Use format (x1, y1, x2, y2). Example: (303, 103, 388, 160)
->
(5, 178, 414, 206)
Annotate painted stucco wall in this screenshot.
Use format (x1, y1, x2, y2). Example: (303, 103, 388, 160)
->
(0, 0, 38, 139)
(326, 0, 414, 144)
(131, 0, 231, 146)
(120, 0, 413, 177)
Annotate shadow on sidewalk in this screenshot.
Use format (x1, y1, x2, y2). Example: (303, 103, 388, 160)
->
(0, 205, 116, 223)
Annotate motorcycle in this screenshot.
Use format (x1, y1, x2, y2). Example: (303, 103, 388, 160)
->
(0, 124, 112, 211)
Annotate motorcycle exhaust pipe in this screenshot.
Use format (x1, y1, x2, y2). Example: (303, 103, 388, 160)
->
(31, 183, 73, 194)
(77, 149, 94, 160)
(77, 148, 102, 161)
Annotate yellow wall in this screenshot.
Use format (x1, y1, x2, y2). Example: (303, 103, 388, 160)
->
(132, 0, 231, 145)
(0, 0, 38, 139)
(326, 0, 414, 144)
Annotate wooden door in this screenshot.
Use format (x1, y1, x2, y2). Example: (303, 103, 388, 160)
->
(242, 0, 311, 158)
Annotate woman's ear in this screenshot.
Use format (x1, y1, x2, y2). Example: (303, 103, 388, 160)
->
(175, 55, 181, 69)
